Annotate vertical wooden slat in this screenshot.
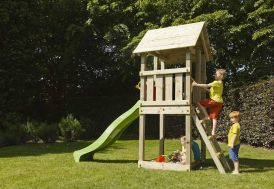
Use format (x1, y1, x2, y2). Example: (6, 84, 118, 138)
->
(140, 56, 146, 101)
(175, 74, 183, 100)
(156, 76, 163, 101)
(195, 49, 202, 101)
(185, 50, 192, 169)
(165, 75, 173, 100)
(146, 76, 154, 101)
(200, 53, 206, 161)
(201, 53, 207, 99)
(139, 55, 146, 161)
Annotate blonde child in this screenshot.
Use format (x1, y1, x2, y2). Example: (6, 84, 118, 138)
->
(228, 111, 241, 174)
(192, 69, 226, 136)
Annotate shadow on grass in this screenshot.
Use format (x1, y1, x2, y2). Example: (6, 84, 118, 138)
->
(202, 156, 274, 173)
(239, 158, 274, 173)
(0, 141, 126, 158)
(92, 159, 137, 164)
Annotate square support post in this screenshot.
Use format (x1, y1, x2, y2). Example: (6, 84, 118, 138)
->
(200, 53, 207, 162)
(159, 59, 165, 155)
(139, 55, 146, 162)
(185, 50, 192, 170)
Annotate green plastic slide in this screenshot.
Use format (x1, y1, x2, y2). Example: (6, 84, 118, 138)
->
(73, 101, 140, 162)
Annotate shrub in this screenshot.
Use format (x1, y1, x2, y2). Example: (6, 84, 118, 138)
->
(24, 121, 40, 143)
(37, 122, 59, 143)
(58, 114, 83, 141)
(0, 113, 27, 146)
(218, 79, 274, 149)
(79, 117, 95, 139)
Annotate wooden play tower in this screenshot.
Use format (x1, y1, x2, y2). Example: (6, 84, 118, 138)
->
(133, 22, 231, 174)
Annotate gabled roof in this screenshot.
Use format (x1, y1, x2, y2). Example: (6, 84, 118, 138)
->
(133, 22, 212, 62)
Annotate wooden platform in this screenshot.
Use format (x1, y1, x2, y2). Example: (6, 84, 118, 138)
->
(138, 160, 202, 172)
(138, 161, 190, 171)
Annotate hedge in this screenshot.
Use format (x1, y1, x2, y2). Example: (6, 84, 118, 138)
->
(217, 78, 274, 149)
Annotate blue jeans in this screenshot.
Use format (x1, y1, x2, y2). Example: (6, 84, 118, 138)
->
(229, 144, 240, 161)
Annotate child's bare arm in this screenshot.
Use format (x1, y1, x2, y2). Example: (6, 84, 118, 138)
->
(192, 80, 210, 89)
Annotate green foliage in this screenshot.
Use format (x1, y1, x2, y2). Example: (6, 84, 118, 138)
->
(79, 117, 95, 139)
(24, 121, 40, 143)
(0, 113, 27, 146)
(24, 121, 59, 143)
(0, 0, 274, 146)
(58, 114, 83, 141)
(218, 79, 274, 148)
(37, 122, 59, 143)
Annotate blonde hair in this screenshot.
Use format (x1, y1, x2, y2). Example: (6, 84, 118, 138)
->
(229, 111, 240, 118)
(216, 69, 227, 78)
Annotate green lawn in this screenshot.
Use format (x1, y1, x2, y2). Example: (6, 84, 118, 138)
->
(0, 140, 273, 189)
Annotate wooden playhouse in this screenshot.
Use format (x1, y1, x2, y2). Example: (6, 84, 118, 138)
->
(133, 22, 231, 174)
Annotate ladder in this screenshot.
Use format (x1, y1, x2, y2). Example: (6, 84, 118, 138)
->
(192, 105, 231, 174)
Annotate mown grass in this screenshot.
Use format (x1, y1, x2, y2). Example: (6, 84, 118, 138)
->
(0, 140, 273, 189)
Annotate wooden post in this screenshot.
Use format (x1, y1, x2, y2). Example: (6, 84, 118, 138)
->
(159, 60, 165, 155)
(185, 50, 192, 170)
(195, 49, 202, 101)
(200, 53, 207, 162)
(159, 113, 165, 155)
(139, 55, 146, 161)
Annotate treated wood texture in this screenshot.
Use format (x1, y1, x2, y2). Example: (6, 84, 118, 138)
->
(165, 75, 173, 100)
(194, 49, 202, 103)
(140, 67, 190, 76)
(140, 100, 189, 106)
(140, 56, 146, 101)
(159, 114, 165, 155)
(156, 75, 164, 101)
(139, 56, 147, 161)
(175, 74, 183, 100)
(185, 51, 192, 168)
(139, 115, 145, 161)
(201, 53, 207, 99)
(138, 161, 190, 171)
(192, 110, 226, 174)
(146, 76, 154, 101)
(140, 106, 190, 114)
(133, 22, 205, 53)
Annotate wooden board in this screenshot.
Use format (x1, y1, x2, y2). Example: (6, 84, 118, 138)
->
(139, 115, 146, 161)
(146, 76, 154, 101)
(140, 106, 190, 115)
(138, 161, 190, 171)
(140, 100, 189, 106)
(191, 108, 226, 174)
(133, 22, 206, 54)
(140, 68, 190, 76)
(140, 56, 146, 101)
(185, 51, 192, 167)
(159, 114, 165, 155)
(155, 75, 164, 101)
(175, 74, 183, 100)
(165, 75, 173, 100)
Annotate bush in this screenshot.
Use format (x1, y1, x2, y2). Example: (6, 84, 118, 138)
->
(218, 79, 274, 149)
(24, 121, 40, 143)
(24, 121, 59, 143)
(37, 122, 59, 143)
(79, 117, 95, 139)
(0, 113, 27, 146)
(58, 114, 83, 141)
